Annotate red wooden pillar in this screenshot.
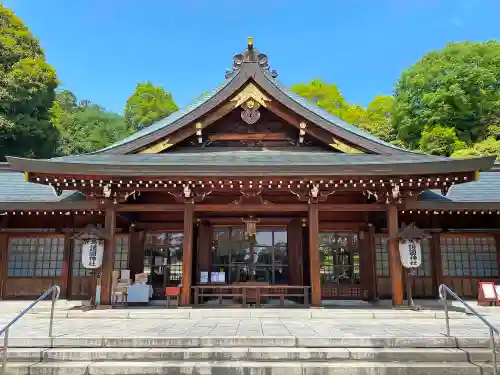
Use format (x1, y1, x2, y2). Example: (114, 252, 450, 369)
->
(360, 223, 377, 301)
(128, 225, 146, 278)
(60, 230, 72, 299)
(0, 233, 8, 300)
(100, 208, 116, 305)
(181, 204, 194, 305)
(387, 205, 403, 306)
(308, 204, 321, 306)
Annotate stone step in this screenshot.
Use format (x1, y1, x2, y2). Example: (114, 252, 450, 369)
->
(2, 361, 495, 375)
(3, 347, 500, 363)
(1, 336, 497, 348)
(25, 308, 468, 320)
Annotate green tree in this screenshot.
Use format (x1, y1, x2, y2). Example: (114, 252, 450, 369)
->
(0, 4, 59, 160)
(124, 82, 178, 131)
(290, 79, 347, 118)
(452, 137, 500, 160)
(419, 125, 465, 156)
(392, 41, 500, 148)
(50, 90, 132, 155)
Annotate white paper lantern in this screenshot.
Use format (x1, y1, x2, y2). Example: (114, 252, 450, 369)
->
(81, 239, 104, 269)
(398, 239, 422, 269)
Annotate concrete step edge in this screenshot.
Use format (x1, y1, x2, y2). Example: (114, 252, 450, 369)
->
(2, 336, 497, 348)
(2, 360, 489, 375)
(3, 347, 499, 363)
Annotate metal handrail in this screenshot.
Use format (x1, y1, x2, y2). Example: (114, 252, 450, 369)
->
(0, 285, 60, 375)
(439, 284, 499, 374)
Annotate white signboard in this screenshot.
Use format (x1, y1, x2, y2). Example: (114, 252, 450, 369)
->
(398, 239, 422, 269)
(81, 239, 104, 269)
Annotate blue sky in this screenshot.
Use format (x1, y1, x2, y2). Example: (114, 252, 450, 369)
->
(4, 0, 500, 113)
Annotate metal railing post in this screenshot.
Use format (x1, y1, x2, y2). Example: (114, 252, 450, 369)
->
(1, 328, 8, 375)
(0, 285, 60, 375)
(491, 328, 498, 375)
(439, 284, 499, 374)
(443, 290, 450, 336)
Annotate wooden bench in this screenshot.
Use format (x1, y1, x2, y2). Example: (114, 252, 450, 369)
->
(192, 285, 310, 307)
(165, 286, 181, 308)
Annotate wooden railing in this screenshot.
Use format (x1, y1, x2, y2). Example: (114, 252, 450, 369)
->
(192, 284, 310, 307)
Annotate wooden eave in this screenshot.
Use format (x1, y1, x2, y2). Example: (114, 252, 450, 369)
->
(5, 155, 495, 178)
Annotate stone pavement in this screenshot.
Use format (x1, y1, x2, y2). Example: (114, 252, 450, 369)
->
(1, 311, 499, 339)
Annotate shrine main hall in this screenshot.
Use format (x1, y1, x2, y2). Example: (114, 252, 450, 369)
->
(1, 39, 499, 307)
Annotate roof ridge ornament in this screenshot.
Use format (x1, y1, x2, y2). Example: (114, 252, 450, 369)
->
(225, 37, 278, 79)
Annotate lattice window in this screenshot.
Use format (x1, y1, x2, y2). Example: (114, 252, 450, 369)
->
(72, 236, 129, 277)
(144, 233, 184, 286)
(375, 236, 431, 277)
(114, 236, 129, 271)
(211, 228, 288, 284)
(375, 236, 390, 277)
(8, 236, 64, 277)
(441, 235, 498, 277)
(319, 232, 359, 285)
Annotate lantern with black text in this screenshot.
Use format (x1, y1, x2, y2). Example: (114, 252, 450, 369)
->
(81, 239, 104, 269)
(398, 239, 422, 269)
(394, 223, 429, 309)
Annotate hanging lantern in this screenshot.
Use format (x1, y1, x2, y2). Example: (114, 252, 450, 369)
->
(398, 239, 422, 269)
(395, 223, 429, 269)
(81, 239, 104, 269)
(242, 216, 260, 240)
(71, 224, 112, 270)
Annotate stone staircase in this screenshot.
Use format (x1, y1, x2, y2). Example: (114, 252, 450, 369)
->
(2, 336, 499, 374)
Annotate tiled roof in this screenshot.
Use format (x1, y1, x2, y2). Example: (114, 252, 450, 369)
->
(418, 172, 500, 202)
(266, 72, 406, 152)
(96, 75, 237, 153)
(0, 170, 82, 202)
(55, 151, 447, 166)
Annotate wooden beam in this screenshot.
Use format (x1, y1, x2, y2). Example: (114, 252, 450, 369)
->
(115, 204, 185, 212)
(100, 208, 116, 305)
(194, 204, 308, 212)
(308, 204, 321, 306)
(181, 204, 194, 305)
(318, 204, 389, 212)
(208, 132, 289, 141)
(387, 205, 403, 306)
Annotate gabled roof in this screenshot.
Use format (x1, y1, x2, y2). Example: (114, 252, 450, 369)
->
(94, 39, 409, 155)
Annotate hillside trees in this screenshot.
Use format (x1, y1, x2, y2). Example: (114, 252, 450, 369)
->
(392, 41, 500, 154)
(0, 4, 59, 160)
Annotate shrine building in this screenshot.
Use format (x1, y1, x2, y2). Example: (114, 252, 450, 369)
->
(0, 38, 499, 307)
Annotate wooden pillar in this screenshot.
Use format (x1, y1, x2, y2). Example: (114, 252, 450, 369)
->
(308, 204, 321, 306)
(100, 208, 116, 305)
(60, 230, 72, 299)
(387, 205, 403, 306)
(287, 218, 303, 285)
(430, 232, 443, 296)
(181, 204, 194, 305)
(360, 224, 377, 301)
(0, 233, 8, 300)
(128, 226, 146, 277)
(197, 220, 212, 283)
(494, 234, 500, 279)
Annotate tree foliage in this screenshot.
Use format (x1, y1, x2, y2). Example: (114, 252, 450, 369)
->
(51, 90, 132, 155)
(392, 41, 500, 148)
(124, 82, 178, 131)
(418, 125, 464, 156)
(0, 4, 59, 160)
(290, 79, 396, 143)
